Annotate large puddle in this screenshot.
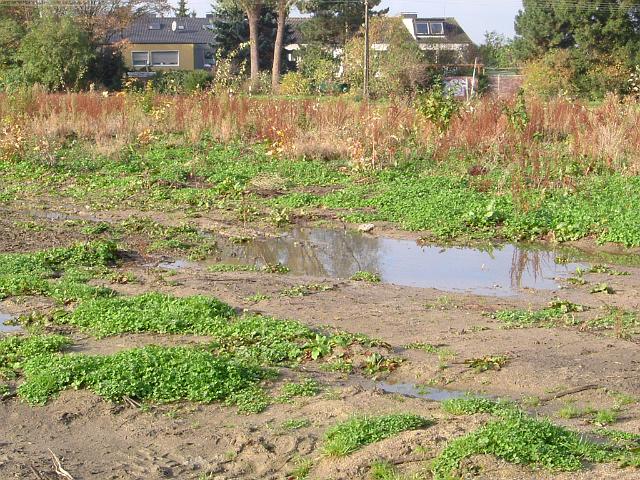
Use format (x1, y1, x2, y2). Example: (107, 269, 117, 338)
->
(202, 227, 586, 296)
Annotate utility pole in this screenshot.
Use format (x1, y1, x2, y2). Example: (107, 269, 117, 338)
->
(363, 0, 370, 100)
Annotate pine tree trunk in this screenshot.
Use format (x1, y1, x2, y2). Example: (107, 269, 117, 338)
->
(271, 0, 287, 92)
(247, 5, 261, 89)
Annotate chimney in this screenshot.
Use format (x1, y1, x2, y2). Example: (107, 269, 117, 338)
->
(401, 12, 418, 19)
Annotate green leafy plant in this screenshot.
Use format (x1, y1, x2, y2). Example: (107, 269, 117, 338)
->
(415, 84, 460, 133)
(350, 271, 381, 283)
(280, 284, 333, 297)
(208, 263, 259, 273)
(464, 355, 509, 373)
(18, 345, 270, 410)
(432, 410, 625, 479)
(0, 334, 70, 379)
(441, 396, 515, 416)
(591, 283, 615, 294)
(494, 300, 585, 328)
(277, 379, 320, 402)
(281, 418, 312, 430)
(62, 292, 236, 338)
(323, 414, 432, 456)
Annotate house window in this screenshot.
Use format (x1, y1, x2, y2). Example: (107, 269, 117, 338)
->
(150, 51, 179, 67)
(132, 51, 149, 67)
(415, 21, 429, 36)
(429, 22, 444, 35)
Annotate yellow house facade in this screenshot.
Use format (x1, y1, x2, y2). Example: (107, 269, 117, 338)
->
(111, 17, 216, 72)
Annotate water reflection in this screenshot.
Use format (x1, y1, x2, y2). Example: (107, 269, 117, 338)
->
(0, 312, 21, 333)
(210, 227, 585, 296)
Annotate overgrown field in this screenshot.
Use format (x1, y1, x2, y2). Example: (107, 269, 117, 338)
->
(1, 92, 640, 479)
(2, 92, 640, 246)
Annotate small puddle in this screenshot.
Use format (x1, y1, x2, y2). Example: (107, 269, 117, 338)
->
(28, 209, 101, 223)
(204, 227, 585, 296)
(157, 260, 192, 270)
(0, 312, 22, 333)
(377, 382, 472, 401)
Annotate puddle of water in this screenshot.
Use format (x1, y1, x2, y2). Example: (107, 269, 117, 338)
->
(28, 209, 101, 223)
(0, 312, 22, 333)
(207, 227, 586, 296)
(377, 381, 471, 401)
(157, 260, 192, 270)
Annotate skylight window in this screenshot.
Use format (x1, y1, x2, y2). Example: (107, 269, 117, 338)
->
(415, 21, 429, 36)
(429, 22, 444, 35)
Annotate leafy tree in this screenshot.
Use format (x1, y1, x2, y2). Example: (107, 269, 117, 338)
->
(514, 0, 640, 62)
(299, 0, 387, 48)
(16, 16, 95, 91)
(176, 0, 189, 17)
(211, 1, 293, 72)
(479, 31, 517, 68)
(343, 16, 429, 97)
(0, 15, 24, 68)
(514, 0, 640, 98)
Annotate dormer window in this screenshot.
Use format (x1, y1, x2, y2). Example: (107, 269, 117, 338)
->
(430, 22, 444, 35)
(415, 21, 429, 36)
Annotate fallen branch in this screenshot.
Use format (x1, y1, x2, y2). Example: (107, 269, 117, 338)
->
(29, 465, 46, 480)
(539, 384, 598, 403)
(48, 449, 74, 480)
(122, 395, 142, 408)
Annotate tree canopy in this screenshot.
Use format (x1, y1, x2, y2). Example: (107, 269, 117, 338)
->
(299, 0, 387, 47)
(17, 16, 95, 91)
(514, 0, 640, 63)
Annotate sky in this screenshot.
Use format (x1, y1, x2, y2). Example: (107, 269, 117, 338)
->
(183, 0, 524, 44)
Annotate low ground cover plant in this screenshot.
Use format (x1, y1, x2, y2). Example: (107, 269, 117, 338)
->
(18, 345, 270, 411)
(433, 397, 638, 479)
(63, 292, 236, 338)
(493, 300, 585, 328)
(323, 414, 432, 456)
(0, 334, 70, 379)
(0, 241, 118, 300)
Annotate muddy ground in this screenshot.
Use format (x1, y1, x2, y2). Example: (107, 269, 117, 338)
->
(1, 203, 639, 480)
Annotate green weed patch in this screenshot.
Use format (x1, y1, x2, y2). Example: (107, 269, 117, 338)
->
(493, 300, 585, 328)
(63, 292, 236, 338)
(18, 345, 270, 410)
(0, 241, 118, 300)
(323, 414, 432, 456)
(0, 334, 70, 379)
(59, 292, 385, 367)
(441, 396, 516, 416)
(433, 399, 637, 479)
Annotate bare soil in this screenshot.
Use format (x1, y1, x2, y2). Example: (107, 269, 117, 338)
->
(1, 204, 639, 480)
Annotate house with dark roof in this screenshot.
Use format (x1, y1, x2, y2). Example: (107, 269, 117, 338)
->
(109, 16, 216, 71)
(285, 13, 474, 64)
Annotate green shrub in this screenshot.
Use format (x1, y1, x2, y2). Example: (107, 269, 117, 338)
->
(183, 70, 213, 92)
(279, 71, 312, 96)
(415, 84, 460, 132)
(522, 50, 577, 99)
(17, 16, 94, 91)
